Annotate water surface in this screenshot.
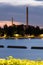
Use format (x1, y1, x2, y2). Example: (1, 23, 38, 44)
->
(0, 39, 43, 60)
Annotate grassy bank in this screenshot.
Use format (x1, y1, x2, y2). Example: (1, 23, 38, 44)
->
(0, 56, 43, 65)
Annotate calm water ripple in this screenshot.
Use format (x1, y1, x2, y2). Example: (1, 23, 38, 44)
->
(0, 39, 43, 60)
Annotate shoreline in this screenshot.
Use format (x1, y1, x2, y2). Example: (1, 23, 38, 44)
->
(0, 36, 42, 39)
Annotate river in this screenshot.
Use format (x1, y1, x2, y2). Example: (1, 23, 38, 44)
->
(0, 39, 43, 60)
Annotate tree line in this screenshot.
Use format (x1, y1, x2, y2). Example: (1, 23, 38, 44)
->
(0, 24, 43, 37)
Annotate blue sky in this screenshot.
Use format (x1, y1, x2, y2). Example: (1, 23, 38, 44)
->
(0, 0, 43, 27)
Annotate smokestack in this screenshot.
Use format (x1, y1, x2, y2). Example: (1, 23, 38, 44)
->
(26, 6, 28, 27)
(12, 17, 13, 25)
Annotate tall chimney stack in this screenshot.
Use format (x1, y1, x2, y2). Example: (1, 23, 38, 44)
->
(12, 17, 13, 25)
(26, 6, 28, 27)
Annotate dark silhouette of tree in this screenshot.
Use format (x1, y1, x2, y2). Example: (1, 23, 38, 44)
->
(25, 26, 29, 35)
(0, 24, 42, 38)
(0, 27, 2, 36)
(16, 24, 24, 36)
(0, 27, 4, 36)
(28, 26, 35, 35)
(40, 29, 43, 34)
(12, 24, 17, 34)
(34, 26, 40, 36)
(25, 25, 35, 35)
(3, 24, 8, 36)
(7, 26, 13, 37)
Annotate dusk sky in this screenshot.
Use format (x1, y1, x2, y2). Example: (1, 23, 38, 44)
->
(0, 0, 43, 6)
(0, 0, 43, 27)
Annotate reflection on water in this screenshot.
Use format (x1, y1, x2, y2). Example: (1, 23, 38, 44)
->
(0, 39, 43, 60)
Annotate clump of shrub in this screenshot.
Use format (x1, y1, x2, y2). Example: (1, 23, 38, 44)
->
(0, 56, 43, 65)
